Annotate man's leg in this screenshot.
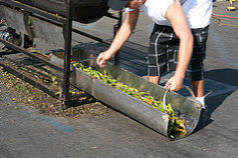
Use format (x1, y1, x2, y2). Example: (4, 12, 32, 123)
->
(148, 76, 161, 84)
(147, 25, 170, 85)
(192, 79, 206, 109)
(189, 26, 209, 108)
(192, 79, 204, 97)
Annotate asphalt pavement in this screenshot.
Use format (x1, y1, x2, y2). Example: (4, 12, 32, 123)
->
(0, 1, 238, 158)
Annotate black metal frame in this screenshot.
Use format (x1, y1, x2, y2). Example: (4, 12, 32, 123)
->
(0, 0, 122, 109)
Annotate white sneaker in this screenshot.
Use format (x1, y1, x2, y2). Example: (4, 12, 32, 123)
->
(195, 91, 213, 109)
(195, 96, 206, 109)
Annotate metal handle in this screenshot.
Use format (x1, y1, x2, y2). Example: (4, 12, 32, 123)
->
(162, 86, 195, 114)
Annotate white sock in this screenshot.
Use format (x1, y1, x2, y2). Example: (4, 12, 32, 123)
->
(195, 96, 206, 109)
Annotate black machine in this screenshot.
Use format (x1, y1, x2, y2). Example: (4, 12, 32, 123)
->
(0, 0, 122, 109)
(15, 0, 110, 24)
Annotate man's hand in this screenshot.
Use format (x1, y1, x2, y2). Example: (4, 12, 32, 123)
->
(96, 51, 115, 68)
(165, 75, 184, 91)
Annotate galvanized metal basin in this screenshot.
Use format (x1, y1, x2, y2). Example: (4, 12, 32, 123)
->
(51, 52, 202, 139)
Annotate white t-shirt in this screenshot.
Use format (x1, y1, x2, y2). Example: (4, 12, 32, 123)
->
(140, 0, 213, 29)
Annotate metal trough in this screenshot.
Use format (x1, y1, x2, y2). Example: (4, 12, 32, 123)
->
(51, 52, 202, 139)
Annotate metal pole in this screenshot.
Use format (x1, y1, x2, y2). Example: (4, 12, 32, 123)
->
(62, 0, 73, 109)
(0, 38, 64, 72)
(113, 11, 123, 65)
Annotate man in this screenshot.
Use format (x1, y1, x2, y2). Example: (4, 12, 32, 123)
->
(97, 0, 212, 108)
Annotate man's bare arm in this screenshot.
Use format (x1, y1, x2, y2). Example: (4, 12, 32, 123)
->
(165, 0, 194, 90)
(97, 9, 140, 67)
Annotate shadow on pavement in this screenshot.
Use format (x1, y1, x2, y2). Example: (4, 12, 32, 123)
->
(206, 68, 238, 87)
(73, 40, 148, 76)
(195, 68, 238, 131)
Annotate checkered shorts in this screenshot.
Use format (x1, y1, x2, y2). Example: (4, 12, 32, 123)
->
(148, 24, 209, 81)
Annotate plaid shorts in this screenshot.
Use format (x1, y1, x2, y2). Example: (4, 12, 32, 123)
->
(148, 24, 209, 81)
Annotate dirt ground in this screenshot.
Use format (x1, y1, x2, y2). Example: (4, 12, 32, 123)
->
(0, 55, 111, 119)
